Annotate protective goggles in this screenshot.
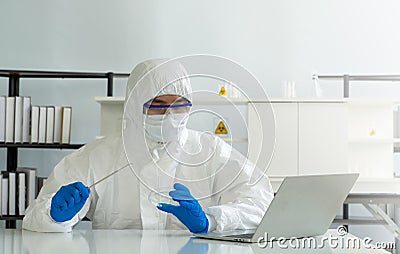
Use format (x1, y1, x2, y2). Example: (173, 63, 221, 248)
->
(143, 101, 192, 115)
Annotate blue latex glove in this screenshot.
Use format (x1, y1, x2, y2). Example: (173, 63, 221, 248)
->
(157, 183, 209, 233)
(50, 182, 90, 222)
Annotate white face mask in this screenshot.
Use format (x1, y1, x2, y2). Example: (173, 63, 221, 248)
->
(143, 113, 188, 143)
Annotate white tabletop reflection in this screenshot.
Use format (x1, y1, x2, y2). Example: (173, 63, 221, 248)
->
(0, 229, 390, 254)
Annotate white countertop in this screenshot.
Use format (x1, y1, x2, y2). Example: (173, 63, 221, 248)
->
(1, 229, 389, 254)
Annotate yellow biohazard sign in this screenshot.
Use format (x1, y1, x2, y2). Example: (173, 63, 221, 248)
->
(215, 121, 228, 135)
(369, 129, 376, 136)
(219, 86, 227, 96)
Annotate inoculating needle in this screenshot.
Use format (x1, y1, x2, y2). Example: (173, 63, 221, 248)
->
(88, 163, 131, 189)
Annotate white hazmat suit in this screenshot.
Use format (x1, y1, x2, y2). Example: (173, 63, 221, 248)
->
(22, 59, 274, 233)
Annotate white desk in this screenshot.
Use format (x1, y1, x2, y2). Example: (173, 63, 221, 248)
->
(0, 229, 390, 254)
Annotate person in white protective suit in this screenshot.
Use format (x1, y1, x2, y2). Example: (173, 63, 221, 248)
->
(22, 58, 274, 233)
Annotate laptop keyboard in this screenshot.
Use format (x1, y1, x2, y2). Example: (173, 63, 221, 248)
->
(223, 233, 254, 239)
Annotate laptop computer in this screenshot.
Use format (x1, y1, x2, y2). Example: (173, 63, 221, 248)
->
(194, 173, 359, 243)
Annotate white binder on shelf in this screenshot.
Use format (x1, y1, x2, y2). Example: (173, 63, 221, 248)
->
(22, 96, 31, 143)
(18, 172, 26, 215)
(61, 106, 72, 144)
(53, 106, 62, 143)
(38, 106, 47, 143)
(16, 167, 37, 208)
(0, 96, 5, 142)
(31, 106, 39, 143)
(1, 176, 7, 215)
(5, 97, 15, 143)
(46, 106, 55, 144)
(8, 172, 16, 216)
(14, 96, 23, 143)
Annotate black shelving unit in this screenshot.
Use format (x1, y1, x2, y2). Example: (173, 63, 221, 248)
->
(0, 143, 85, 149)
(0, 215, 24, 221)
(0, 69, 130, 228)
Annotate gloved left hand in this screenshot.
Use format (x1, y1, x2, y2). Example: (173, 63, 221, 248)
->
(50, 182, 90, 223)
(157, 183, 209, 233)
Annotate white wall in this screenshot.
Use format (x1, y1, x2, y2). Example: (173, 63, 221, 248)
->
(1, 0, 400, 244)
(3, 0, 400, 96)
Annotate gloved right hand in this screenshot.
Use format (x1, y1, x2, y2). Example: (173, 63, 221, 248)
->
(50, 182, 90, 223)
(157, 183, 209, 233)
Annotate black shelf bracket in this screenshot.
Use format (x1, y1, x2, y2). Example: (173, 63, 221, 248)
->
(8, 74, 19, 97)
(107, 72, 114, 97)
(6, 75, 19, 173)
(6, 74, 19, 229)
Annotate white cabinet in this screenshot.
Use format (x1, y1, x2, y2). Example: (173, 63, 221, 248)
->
(347, 101, 394, 178)
(298, 103, 348, 175)
(248, 101, 348, 177)
(248, 103, 298, 176)
(96, 97, 394, 179)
